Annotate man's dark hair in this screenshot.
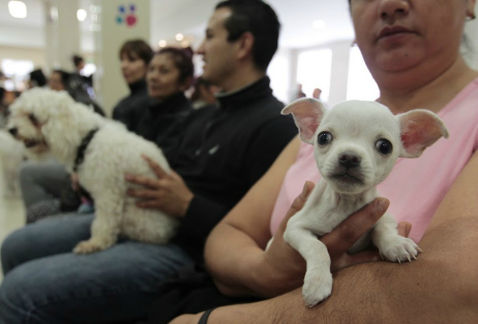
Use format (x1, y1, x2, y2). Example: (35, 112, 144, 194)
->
(72, 55, 84, 68)
(157, 47, 194, 85)
(119, 39, 154, 65)
(215, 0, 280, 71)
(29, 69, 47, 87)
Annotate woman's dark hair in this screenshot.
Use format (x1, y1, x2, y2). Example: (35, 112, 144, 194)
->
(119, 39, 154, 65)
(29, 69, 47, 87)
(52, 69, 71, 87)
(215, 0, 280, 71)
(156, 46, 194, 85)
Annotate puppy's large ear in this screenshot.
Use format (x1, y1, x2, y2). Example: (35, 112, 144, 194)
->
(398, 109, 449, 158)
(281, 98, 326, 144)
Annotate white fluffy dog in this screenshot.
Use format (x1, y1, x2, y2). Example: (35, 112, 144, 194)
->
(279, 98, 448, 307)
(0, 129, 24, 196)
(7, 88, 178, 254)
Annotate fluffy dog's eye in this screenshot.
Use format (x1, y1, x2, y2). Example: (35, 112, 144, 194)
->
(375, 139, 393, 155)
(317, 131, 333, 146)
(28, 113, 39, 126)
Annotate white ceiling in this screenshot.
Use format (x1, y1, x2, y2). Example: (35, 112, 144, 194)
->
(0, 0, 355, 50)
(150, 0, 355, 49)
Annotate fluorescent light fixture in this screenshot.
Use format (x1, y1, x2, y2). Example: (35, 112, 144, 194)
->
(77, 9, 87, 22)
(312, 19, 326, 30)
(8, 0, 27, 19)
(50, 6, 58, 21)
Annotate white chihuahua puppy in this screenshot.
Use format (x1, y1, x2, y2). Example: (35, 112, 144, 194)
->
(280, 98, 448, 307)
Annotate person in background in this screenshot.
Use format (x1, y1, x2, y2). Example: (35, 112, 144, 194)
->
(125, 46, 194, 157)
(171, 0, 478, 323)
(0, 86, 6, 128)
(27, 69, 47, 89)
(48, 69, 69, 91)
(0, 0, 297, 322)
(112, 39, 153, 126)
(72, 54, 93, 87)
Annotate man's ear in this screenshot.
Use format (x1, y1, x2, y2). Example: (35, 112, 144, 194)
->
(281, 98, 326, 144)
(398, 109, 449, 158)
(236, 31, 254, 61)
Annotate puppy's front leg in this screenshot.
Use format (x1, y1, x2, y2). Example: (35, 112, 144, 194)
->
(372, 212, 421, 263)
(73, 196, 123, 254)
(284, 222, 332, 307)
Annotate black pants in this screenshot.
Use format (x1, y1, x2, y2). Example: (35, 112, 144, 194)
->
(144, 265, 260, 324)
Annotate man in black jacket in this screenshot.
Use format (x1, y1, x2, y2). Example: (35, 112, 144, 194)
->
(0, 1, 296, 323)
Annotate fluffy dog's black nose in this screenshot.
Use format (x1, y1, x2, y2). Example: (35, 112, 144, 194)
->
(8, 128, 17, 136)
(339, 153, 361, 168)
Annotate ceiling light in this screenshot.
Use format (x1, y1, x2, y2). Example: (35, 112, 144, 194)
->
(313, 19, 326, 30)
(77, 9, 87, 22)
(158, 40, 167, 48)
(8, 0, 27, 19)
(175, 33, 184, 41)
(49, 6, 58, 21)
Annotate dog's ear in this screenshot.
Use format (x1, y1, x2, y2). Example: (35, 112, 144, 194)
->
(281, 98, 326, 144)
(398, 109, 449, 158)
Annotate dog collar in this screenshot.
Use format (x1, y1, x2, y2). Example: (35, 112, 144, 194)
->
(74, 128, 99, 172)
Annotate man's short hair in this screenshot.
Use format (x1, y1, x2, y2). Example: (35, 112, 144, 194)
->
(29, 69, 47, 87)
(72, 55, 84, 68)
(215, 0, 280, 71)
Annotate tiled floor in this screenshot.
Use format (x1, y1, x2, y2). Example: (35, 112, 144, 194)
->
(0, 159, 25, 283)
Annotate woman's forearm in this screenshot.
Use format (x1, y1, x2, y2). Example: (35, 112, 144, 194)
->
(207, 216, 478, 323)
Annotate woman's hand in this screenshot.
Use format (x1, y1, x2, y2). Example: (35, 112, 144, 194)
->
(257, 181, 393, 296)
(125, 155, 194, 218)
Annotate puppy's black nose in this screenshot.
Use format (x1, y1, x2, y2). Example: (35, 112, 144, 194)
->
(339, 153, 361, 169)
(8, 128, 17, 136)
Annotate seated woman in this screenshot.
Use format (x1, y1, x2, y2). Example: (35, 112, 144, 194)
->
(170, 0, 478, 323)
(112, 39, 153, 127)
(126, 46, 195, 156)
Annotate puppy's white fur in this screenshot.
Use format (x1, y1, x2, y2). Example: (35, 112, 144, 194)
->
(8, 88, 178, 253)
(280, 99, 448, 307)
(0, 129, 24, 196)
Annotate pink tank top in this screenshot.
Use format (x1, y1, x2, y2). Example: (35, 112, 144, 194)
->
(270, 78, 478, 242)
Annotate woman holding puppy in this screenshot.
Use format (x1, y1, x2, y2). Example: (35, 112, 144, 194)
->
(171, 0, 478, 323)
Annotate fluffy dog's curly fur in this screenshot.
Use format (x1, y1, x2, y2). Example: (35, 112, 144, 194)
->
(8, 88, 178, 253)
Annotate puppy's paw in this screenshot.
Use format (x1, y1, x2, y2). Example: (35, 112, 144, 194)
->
(302, 268, 333, 307)
(379, 236, 421, 263)
(73, 240, 106, 254)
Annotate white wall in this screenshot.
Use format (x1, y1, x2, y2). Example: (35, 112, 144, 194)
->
(463, 12, 478, 69)
(1, 1, 477, 104)
(0, 46, 45, 68)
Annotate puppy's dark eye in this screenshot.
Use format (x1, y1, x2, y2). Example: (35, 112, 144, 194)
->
(317, 131, 333, 146)
(28, 113, 39, 125)
(375, 139, 393, 155)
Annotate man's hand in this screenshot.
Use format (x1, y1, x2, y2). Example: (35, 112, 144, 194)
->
(71, 172, 80, 191)
(125, 155, 194, 218)
(258, 181, 392, 296)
